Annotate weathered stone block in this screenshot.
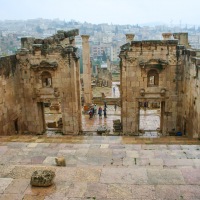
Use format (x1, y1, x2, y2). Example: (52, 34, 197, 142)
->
(30, 170, 55, 187)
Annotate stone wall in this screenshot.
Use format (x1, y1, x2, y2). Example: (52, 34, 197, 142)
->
(177, 49, 200, 138)
(0, 29, 82, 135)
(0, 55, 22, 135)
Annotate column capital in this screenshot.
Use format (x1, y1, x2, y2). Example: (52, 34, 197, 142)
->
(81, 35, 90, 41)
(125, 34, 135, 43)
(162, 33, 172, 40)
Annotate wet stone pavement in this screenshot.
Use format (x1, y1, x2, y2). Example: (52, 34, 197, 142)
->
(0, 136, 200, 200)
(82, 105, 121, 133)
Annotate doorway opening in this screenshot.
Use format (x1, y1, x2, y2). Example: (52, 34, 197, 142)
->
(138, 101, 161, 133)
(43, 101, 62, 131)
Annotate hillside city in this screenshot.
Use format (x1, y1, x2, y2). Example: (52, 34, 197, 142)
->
(1, 18, 200, 69)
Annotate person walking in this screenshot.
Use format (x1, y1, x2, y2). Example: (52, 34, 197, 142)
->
(104, 100, 107, 108)
(88, 108, 93, 119)
(98, 106, 102, 119)
(113, 86, 115, 95)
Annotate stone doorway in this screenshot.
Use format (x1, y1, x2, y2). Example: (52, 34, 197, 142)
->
(42, 101, 62, 132)
(138, 101, 161, 133)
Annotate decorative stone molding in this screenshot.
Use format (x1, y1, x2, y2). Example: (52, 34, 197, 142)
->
(126, 57, 136, 63)
(139, 59, 168, 71)
(31, 60, 58, 71)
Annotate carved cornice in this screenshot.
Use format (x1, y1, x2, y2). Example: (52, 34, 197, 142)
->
(139, 59, 168, 71)
(31, 60, 58, 71)
(139, 88, 167, 97)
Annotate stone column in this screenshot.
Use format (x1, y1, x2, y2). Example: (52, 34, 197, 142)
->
(125, 34, 135, 43)
(162, 33, 172, 40)
(81, 35, 92, 105)
(173, 32, 190, 48)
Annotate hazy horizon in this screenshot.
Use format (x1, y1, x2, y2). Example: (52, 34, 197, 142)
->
(0, 0, 200, 26)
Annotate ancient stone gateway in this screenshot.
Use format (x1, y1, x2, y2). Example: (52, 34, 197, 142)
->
(0, 29, 82, 135)
(119, 33, 200, 138)
(120, 37, 181, 135)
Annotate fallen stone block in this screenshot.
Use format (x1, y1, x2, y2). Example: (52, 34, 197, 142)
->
(55, 157, 66, 166)
(30, 170, 55, 187)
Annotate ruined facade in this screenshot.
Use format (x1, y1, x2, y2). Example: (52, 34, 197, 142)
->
(120, 33, 200, 138)
(0, 30, 199, 138)
(0, 29, 82, 135)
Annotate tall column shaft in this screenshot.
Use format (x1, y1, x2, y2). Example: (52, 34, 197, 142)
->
(81, 35, 92, 104)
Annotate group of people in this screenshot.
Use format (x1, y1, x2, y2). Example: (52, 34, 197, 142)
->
(97, 106, 107, 119)
(88, 101, 118, 119)
(88, 104, 107, 119)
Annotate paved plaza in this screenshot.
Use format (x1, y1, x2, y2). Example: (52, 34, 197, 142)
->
(0, 135, 200, 200)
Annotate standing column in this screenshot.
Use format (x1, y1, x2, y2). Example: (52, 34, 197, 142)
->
(81, 35, 92, 105)
(125, 34, 135, 43)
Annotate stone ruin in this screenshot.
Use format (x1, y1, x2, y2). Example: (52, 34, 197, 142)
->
(0, 31, 199, 138)
(0, 29, 82, 135)
(120, 33, 200, 138)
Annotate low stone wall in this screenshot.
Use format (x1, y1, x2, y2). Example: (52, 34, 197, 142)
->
(93, 97, 121, 106)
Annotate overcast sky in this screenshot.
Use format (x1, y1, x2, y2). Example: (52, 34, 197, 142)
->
(0, 0, 199, 26)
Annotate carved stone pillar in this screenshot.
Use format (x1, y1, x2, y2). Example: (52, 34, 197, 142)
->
(81, 35, 92, 105)
(125, 34, 135, 43)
